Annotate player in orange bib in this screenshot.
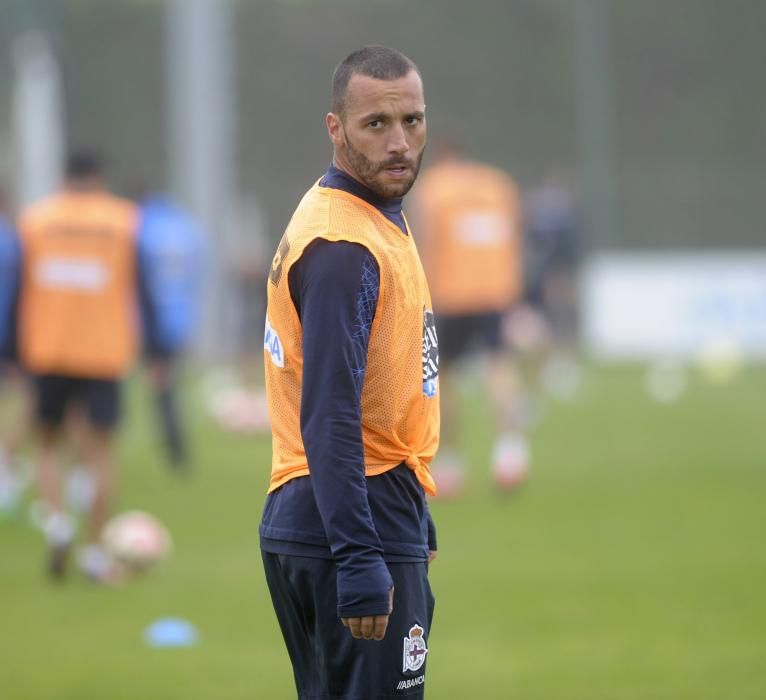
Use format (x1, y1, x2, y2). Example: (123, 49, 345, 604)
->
(16, 151, 139, 583)
(260, 47, 438, 699)
(413, 142, 530, 493)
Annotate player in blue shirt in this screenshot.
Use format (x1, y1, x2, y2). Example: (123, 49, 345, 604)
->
(137, 194, 206, 470)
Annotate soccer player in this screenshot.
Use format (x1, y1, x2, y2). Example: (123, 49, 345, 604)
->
(136, 192, 206, 471)
(260, 46, 438, 699)
(0, 186, 19, 365)
(525, 167, 580, 345)
(413, 141, 528, 492)
(14, 151, 141, 583)
(0, 186, 27, 516)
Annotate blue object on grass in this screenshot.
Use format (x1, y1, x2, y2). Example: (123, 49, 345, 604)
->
(144, 617, 199, 648)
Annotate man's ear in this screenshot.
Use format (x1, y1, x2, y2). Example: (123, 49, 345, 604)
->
(326, 112, 344, 147)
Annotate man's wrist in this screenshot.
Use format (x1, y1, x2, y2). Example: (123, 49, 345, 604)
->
(337, 585, 393, 619)
(335, 558, 393, 618)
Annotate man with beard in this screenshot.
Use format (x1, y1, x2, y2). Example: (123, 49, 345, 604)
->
(260, 46, 439, 699)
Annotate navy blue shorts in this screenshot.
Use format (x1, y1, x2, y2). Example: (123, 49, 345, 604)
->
(436, 311, 504, 365)
(32, 374, 121, 430)
(262, 552, 435, 699)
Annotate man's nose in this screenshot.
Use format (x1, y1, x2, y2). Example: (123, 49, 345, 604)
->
(387, 124, 409, 155)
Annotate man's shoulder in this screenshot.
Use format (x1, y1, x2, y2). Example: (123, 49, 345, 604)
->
(284, 182, 388, 277)
(289, 182, 364, 244)
(295, 178, 327, 207)
(420, 161, 517, 197)
(309, 179, 381, 224)
(20, 193, 59, 217)
(95, 192, 139, 220)
(17, 195, 62, 233)
(287, 180, 330, 229)
(22, 191, 136, 221)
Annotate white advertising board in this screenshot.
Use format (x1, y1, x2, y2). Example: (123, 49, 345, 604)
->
(582, 252, 766, 359)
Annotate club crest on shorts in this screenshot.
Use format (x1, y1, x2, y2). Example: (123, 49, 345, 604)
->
(402, 624, 428, 673)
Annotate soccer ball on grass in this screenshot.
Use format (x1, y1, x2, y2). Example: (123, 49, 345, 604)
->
(102, 510, 172, 571)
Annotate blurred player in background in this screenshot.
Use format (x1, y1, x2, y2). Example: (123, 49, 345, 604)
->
(413, 141, 529, 493)
(0, 184, 28, 517)
(13, 151, 144, 583)
(0, 185, 18, 364)
(524, 166, 580, 346)
(511, 167, 583, 404)
(136, 192, 206, 471)
(260, 46, 438, 699)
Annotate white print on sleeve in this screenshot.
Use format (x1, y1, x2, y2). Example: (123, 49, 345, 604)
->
(264, 316, 284, 368)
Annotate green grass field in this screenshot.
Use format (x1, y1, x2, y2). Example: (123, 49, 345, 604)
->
(1, 363, 765, 700)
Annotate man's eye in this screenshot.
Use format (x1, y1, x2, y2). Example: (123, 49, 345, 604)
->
(368, 120, 381, 128)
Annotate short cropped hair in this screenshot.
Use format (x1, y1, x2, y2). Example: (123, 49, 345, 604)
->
(65, 149, 105, 179)
(331, 45, 420, 116)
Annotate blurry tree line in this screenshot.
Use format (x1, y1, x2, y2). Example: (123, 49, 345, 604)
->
(0, 0, 764, 250)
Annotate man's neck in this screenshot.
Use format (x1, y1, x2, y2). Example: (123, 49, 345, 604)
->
(320, 164, 407, 235)
(326, 163, 402, 210)
(64, 180, 104, 194)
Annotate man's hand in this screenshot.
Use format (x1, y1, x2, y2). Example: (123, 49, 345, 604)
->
(428, 550, 437, 563)
(341, 587, 394, 641)
(342, 614, 389, 641)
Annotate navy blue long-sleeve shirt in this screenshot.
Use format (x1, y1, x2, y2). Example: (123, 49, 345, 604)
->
(260, 165, 437, 619)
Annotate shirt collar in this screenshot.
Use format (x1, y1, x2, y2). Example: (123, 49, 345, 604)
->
(319, 164, 404, 217)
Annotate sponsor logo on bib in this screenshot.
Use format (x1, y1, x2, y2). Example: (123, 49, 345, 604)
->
(422, 309, 439, 397)
(263, 316, 284, 368)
